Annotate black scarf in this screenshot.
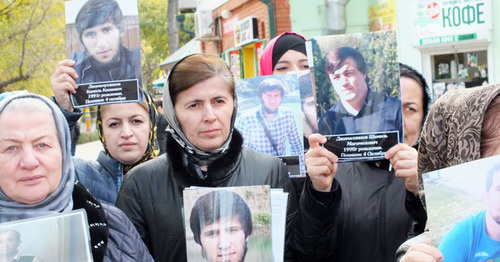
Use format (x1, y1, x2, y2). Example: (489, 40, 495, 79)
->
(72, 181, 109, 262)
(167, 130, 245, 188)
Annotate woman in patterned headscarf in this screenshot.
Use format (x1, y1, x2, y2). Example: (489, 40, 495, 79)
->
(72, 88, 159, 206)
(50, 59, 160, 206)
(0, 93, 153, 262)
(397, 83, 500, 262)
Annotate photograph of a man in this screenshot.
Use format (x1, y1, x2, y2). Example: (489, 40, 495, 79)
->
(189, 190, 253, 262)
(0, 229, 41, 262)
(318, 46, 402, 136)
(438, 162, 500, 261)
(236, 76, 304, 175)
(66, 0, 142, 86)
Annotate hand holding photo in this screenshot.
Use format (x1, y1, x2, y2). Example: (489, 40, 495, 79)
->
(65, 0, 143, 108)
(307, 31, 402, 162)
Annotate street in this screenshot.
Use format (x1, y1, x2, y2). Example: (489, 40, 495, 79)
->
(75, 140, 103, 161)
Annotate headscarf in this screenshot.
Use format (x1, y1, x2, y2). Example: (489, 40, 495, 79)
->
(0, 93, 74, 222)
(96, 88, 159, 174)
(399, 63, 432, 147)
(417, 84, 500, 195)
(259, 32, 307, 76)
(163, 54, 239, 167)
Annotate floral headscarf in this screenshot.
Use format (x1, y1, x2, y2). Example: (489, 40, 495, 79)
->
(96, 88, 159, 174)
(417, 84, 500, 196)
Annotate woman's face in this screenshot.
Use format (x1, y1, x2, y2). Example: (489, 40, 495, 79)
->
(174, 76, 234, 151)
(101, 103, 150, 165)
(401, 76, 425, 146)
(0, 110, 62, 204)
(272, 49, 309, 75)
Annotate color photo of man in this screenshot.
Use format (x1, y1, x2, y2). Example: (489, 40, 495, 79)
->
(66, 0, 142, 86)
(189, 190, 253, 262)
(318, 46, 402, 137)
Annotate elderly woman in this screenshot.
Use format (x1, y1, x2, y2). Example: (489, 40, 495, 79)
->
(116, 54, 332, 262)
(0, 93, 153, 262)
(398, 84, 500, 261)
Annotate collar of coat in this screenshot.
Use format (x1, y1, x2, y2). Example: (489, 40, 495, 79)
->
(166, 129, 244, 187)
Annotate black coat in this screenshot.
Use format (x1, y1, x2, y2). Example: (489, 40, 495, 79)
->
(289, 160, 426, 262)
(116, 131, 302, 262)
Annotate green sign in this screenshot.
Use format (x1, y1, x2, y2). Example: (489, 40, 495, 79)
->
(419, 33, 477, 45)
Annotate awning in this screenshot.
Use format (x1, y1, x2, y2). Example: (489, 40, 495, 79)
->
(159, 39, 201, 71)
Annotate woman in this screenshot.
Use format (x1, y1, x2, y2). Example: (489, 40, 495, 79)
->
(50, 59, 159, 205)
(398, 84, 500, 262)
(298, 64, 431, 261)
(115, 54, 329, 262)
(259, 31, 309, 76)
(0, 93, 152, 261)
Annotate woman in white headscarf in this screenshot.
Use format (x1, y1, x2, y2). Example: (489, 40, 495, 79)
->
(0, 93, 153, 262)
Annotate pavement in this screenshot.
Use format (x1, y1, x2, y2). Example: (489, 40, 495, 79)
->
(75, 140, 103, 161)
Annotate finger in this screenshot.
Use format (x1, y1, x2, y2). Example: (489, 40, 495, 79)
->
(385, 142, 414, 159)
(406, 243, 444, 261)
(308, 133, 327, 148)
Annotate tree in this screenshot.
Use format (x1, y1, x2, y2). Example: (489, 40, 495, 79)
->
(138, 0, 169, 93)
(0, 0, 64, 96)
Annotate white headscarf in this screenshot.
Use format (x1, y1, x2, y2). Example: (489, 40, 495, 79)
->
(0, 93, 74, 222)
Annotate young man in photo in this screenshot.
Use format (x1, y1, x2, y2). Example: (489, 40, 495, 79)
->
(189, 190, 253, 262)
(318, 46, 402, 136)
(71, 0, 142, 85)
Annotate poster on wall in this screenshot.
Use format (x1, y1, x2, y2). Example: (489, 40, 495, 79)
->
(368, 0, 397, 32)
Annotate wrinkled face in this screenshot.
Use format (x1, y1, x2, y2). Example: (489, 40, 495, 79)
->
(0, 231, 19, 256)
(174, 76, 234, 151)
(200, 216, 247, 262)
(328, 57, 368, 107)
(81, 21, 121, 64)
(261, 89, 282, 112)
(101, 103, 150, 165)
(273, 50, 309, 75)
(486, 171, 500, 226)
(0, 110, 62, 205)
(401, 77, 424, 146)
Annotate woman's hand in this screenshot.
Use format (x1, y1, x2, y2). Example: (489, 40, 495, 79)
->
(305, 133, 338, 192)
(50, 59, 78, 112)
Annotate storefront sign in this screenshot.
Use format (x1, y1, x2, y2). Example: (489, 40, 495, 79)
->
(420, 33, 477, 45)
(412, 0, 491, 45)
(234, 16, 258, 47)
(368, 0, 397, 31)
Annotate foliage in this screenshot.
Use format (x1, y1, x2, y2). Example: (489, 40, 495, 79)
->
(0, 0, 194, 97)
(254, 213, 271, 226)
(77, 129, 99, 144)
(139, 0, 194, 94)
(0, 0, 65, 96)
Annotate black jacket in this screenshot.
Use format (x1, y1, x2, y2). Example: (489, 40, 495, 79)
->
(71, 46, 142, 86)
(116, 131, 305, 262)
(290, 160, 426, 262)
